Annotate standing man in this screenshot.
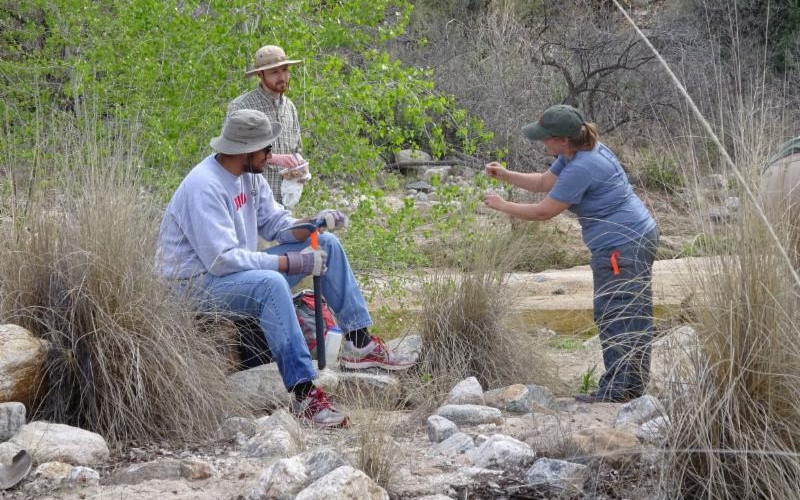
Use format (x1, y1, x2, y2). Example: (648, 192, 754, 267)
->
(158, 110, 412, 427)
(228, 45, 306, 206)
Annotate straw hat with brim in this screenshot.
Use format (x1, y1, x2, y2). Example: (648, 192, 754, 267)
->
(210, 109, 282, 155)
(522, 104, 586, 141)
(245, 45, 303, 76)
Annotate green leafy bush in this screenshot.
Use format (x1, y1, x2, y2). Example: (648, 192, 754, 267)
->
(1, 0, 491, 195)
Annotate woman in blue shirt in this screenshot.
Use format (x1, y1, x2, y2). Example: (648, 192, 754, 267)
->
(484, 105, 659, 403)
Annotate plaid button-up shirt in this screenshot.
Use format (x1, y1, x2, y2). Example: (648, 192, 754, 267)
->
(227, 85, 303, 203)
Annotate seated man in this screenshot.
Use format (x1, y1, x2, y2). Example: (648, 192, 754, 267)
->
(157, 109, 413, 427)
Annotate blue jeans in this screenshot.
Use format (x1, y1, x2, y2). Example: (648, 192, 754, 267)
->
(591, 228, 658, 400)
(181, 232, 372, 391)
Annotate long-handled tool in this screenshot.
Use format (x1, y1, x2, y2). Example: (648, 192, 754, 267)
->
(309, 226, 326, 370)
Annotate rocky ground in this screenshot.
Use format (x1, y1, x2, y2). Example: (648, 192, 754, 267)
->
(0, 253, 704, 500)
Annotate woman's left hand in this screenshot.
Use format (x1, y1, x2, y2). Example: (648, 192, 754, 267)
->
(484, 192, 506, 211)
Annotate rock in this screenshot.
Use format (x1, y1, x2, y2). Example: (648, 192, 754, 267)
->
(582, 335, 601, 349)
(227, 364, 291, 410)
(436, 405, 502, 426)
(572, 427, 641, 462)
(244, 428, 297, 459)
(614, 395, 664, 428)
(0, 441, 23, 464)
(255, 409, 301, 436)
(217, 416, 257, 442)
(395, 149, 432, 165)
(654, 325, 697, 349)
(335, 371, 399, 399)
(433, 432, 475, 455)
(10, 421, 109, 465)
(466, 434, 536, 468)
(66, 466, 100, 487)
(447, 377, 484, 405)
(0, 402, 26, 441)
(426, 415, 457, 443)
(422, 166, 451, 183)
(108, 459, 183, 485)
(314, 369, 341, 394)
(405, 181, 434, 193)
(248, 455, 307, 500)
(386, 335, 422, 362)
(294, 465, 389, 500)
(416, 192, 429, 202)
(414, 496, 455, 500)
(485, 384, 555, 414)
(707, 206, 731, 223)
(636, 416, 670, 445)
(725, 196, 741, 211)
(33, 461, 72, 481)
(0, 324, 47, 407)
(180, 459, 216, 480)
(525, 458, 588, 492)
(247, 448, 348, 500)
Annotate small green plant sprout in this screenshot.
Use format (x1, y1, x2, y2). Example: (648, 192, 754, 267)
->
(579, 364, 598, 394)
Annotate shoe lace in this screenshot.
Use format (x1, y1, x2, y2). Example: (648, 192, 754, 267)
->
(369, 335, 388, 354)
(308, 388, 333, 411)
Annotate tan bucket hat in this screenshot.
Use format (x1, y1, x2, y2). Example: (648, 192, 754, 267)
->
(210, 109, 282, 155)
(245, 45, 303, 76)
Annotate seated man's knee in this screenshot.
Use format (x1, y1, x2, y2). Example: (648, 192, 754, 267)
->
(318, 232, 343, 252)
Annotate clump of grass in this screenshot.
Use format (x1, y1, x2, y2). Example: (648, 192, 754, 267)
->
(0, 113, 247, 448)
(663, 209, 800, 498)
(413, 222, 558, 401)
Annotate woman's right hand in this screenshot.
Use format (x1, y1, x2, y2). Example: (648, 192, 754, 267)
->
(485, 161, 506, 181)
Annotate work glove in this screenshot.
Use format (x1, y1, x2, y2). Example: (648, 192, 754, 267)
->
(313, 209, 348, 231)
(286, 247, 328, 276)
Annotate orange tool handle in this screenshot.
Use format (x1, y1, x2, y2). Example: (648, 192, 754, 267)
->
(610, 250, 620, 276)
(311, 229, 319, 250)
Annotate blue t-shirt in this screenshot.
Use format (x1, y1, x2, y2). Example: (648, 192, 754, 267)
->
(548, 143, 656, 252)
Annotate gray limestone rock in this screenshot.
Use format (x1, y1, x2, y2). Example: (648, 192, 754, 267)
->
(525, 457, 588, 492)
(10, 422, 109, 465)
(447, 377, 484, 405)
(614, 395, 664, 428)
(466, 434, 535, 468)
(434, 432, 475, 455)
(0, 402, 25, 442)
(636, 416, 670, 444)
(426, 415, 457, 443)
(294, 465, 389, 500)
(436, 404, 502, 426)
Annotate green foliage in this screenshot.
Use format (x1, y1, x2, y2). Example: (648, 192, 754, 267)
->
(639, 151, 684, 194)
(579, 364, 598, 394)
(547, 336, 584, 350)
(1, 0, 492, 195)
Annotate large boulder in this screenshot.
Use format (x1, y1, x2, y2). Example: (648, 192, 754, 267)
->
(0, 324, 48, 407)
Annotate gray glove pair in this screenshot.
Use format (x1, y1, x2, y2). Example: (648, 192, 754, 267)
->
(286, 247, 327, 276)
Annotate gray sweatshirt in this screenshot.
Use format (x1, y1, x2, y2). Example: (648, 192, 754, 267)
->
(157, 154, 297, 279)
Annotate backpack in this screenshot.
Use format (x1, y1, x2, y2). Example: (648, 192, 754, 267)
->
(293, 289, 337, 358)
(236, 289, 337, 369)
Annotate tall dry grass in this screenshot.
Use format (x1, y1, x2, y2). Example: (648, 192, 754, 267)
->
(413, 221, 559, 403)
(0, 111, 247, 448)
(607, 2, 800, 497)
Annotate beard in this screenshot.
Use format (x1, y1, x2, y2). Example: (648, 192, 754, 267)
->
(264, 79, 288, 94)
(243, 154, 266, 173)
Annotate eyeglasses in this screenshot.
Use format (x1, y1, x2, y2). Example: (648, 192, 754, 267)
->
(263, 145, 273, 155)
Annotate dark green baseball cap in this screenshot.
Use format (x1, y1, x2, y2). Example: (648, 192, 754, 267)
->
(522, 105, 586, 141)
